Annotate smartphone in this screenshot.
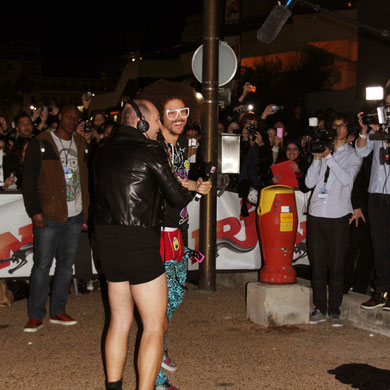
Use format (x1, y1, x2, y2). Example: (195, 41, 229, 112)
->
(309, 117, 318, 127)
(276, 127, 283, 138)
(242, 104, 254, 113)
(84, 91, 93, 101)
(249, 84, 256, 93)
(272, 105, 284, 112)
(188, 138, 198, 147)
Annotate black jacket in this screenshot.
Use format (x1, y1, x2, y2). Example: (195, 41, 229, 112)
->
(93, 126, 193, 231)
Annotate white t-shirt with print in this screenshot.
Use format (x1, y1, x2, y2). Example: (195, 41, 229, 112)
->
(50, 131, 82, 217)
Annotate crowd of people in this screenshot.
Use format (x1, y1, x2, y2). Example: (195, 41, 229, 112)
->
(1, 77, 390, 389)
(0, 81, 212, 390)
(219, 81, 390, 326)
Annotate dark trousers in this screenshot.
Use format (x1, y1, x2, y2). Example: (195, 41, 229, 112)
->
(369, 193, 390, 292)
(307, 214, 350, 316)
(343, 209, 374, 294)
(74, 231, 92, 281)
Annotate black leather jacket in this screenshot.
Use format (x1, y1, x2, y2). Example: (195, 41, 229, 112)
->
(93, 126, 193, 231)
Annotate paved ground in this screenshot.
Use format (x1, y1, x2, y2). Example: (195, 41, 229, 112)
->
(1, 281, 390, 390)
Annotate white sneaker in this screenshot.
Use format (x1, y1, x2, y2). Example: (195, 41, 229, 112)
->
(161, 352, 177, 372)
(86, 280, 94, 291)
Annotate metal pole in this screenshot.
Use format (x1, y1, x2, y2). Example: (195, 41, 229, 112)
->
(198, 0, 219, 291)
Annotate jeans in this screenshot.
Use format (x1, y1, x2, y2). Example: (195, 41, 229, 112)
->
(28, 213, 82, 320)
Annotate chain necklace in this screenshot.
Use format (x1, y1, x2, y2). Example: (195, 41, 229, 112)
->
(55, 131, 73, 165)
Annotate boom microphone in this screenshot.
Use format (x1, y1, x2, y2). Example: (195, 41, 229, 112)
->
(369, 132, 390, 141)
(257, 3, 292, 44)
(194, 162, 216, 201)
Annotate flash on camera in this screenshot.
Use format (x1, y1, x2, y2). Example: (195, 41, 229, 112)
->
(366, 86, 383, 101)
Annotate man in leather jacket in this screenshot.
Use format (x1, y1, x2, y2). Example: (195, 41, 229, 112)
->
(137, 80, 212, 390)
(93, 99, 193, 390)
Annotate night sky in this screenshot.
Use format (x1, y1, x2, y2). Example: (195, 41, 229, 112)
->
(3, 1, 204, 77)
(3, 1, 359, 79)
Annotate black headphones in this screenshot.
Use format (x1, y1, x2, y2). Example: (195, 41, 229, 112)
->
(126, 99, 149, 133)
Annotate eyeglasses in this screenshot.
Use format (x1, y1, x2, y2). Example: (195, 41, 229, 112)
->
(332, 123, 347, 129)
(164, 107, 190, 121)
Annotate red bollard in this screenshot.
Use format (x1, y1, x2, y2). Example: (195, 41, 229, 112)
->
(257, 185, 297, 284)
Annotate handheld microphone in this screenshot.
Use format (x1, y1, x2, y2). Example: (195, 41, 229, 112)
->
(194, 161, 216, 201)
(257, 3, 292, 44)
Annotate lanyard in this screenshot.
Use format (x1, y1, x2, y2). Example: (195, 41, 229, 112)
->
(323, 152, 333, 186)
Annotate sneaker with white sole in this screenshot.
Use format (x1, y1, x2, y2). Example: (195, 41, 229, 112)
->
(309, 309, 327, 324)
(382, 300, 390, 311)
(330, 314, 343, 328)
(161, 352, 177, 372)
(155, 380, 178, 390)
(23, 318, 43, 333)
(86, 280, 94, 291)
(361, 291, 388, 310)
(49, 313, 77, 326)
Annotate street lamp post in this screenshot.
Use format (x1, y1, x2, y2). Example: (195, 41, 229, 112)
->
(198, 0, 220, 291)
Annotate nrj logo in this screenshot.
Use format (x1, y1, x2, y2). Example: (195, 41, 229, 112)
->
(192, 202, 258, 255)
(0, 224, 33, 270)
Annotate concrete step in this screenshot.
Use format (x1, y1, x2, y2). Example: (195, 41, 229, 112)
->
(217, 271, 390, 337)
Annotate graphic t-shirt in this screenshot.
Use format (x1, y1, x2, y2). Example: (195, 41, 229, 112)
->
(164, 140, 190, 228)
(51, 131, 82, 217)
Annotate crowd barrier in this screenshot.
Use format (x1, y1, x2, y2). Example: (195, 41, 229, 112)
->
(0, 190, 310, 279)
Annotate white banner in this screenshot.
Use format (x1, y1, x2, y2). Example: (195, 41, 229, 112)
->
(0, 149, 4, 186)
(0, 190, 310, 278)
(0, 194, 56, 278)
(187, 190, 310, 270)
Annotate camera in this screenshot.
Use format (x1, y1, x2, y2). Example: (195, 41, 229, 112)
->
(84, 121, 92, 133)
(366, 104, 390, 141)
(246, 124, 257, 137)
(306, 125, 336, 154)
(245, 124, 259, 142)
(242, 104, 254, 113)
(272, 105, 284, 112)
(362, 113, 378, 126)
(366, 103, 390, 164)
(84, 91, 93, 101)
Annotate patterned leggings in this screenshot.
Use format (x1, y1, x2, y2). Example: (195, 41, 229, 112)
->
(156, 248, 190, 384)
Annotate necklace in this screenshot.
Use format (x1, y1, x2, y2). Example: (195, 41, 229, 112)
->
(55, 132, 73, 165)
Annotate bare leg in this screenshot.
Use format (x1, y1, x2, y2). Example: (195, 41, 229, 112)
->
(105, 281, 134, 382)
(131, 273, 168, 390)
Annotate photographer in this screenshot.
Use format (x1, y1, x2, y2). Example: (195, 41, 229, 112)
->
(224, 81, 256, 123)
(305, 112, 362, 327)
(356, 104, 390, 310)
(238, 113, 273, 214)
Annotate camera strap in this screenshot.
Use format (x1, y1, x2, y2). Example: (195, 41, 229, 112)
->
(323, 152, 333, 186)
(323, 166, 330, 186)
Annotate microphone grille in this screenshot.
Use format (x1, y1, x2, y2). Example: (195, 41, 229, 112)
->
(257, 5, 292, 44)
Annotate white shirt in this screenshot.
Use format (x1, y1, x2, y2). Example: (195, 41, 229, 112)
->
(356, 130, 390, 195)
(305, 143, 362, 218)
(50, 131, 82, 217)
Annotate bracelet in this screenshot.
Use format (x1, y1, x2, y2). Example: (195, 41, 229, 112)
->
(359, 133, 367, 139)
(325, 153, 332, 161)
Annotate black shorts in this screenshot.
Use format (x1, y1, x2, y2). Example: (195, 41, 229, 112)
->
(93, 225, 164, 285)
